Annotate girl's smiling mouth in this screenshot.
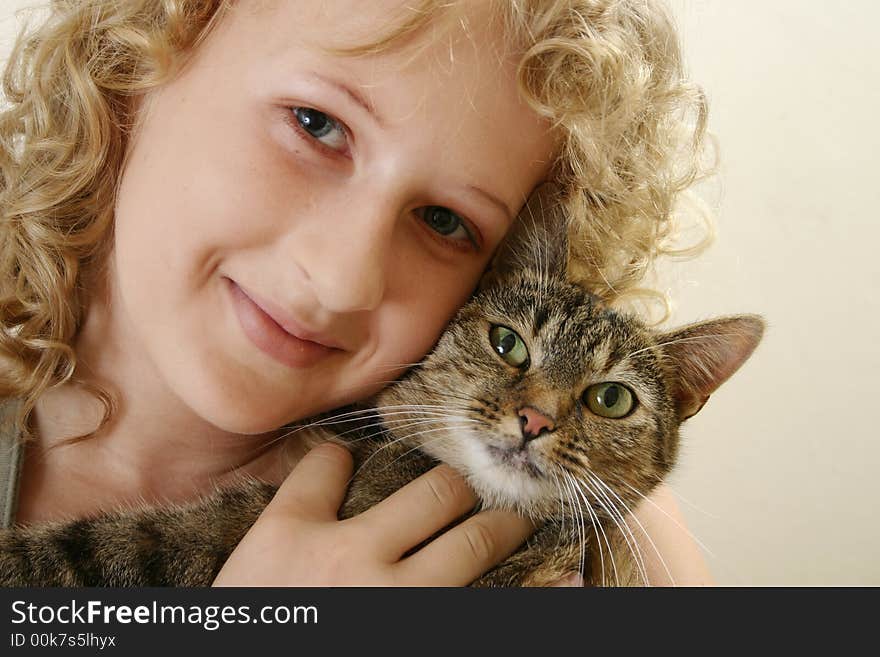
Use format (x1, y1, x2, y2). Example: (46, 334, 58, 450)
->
(225, 277, 343, 369)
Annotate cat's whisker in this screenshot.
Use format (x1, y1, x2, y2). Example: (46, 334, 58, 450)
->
(570, 476, 592, 584)
(370, 413, 477, 428)
(560, 471, 588, 582)
(618, 481, 717, 560)
(387, 415, 483, 435)
(554, 470, 605, 586)
(587, 477, 652, 587)
(547, 470, 568, 552)
(380, 417, 483, 435)
(274, 406, 386, 432)
(589, 473, 675, 586)
(345, 430, 423, 485)
(377, 377, 483, 403)
(257, 416, 445, 459)
(281, 411, 460, 438)
(579, 474, 647, 582)
(584, 473, 652, 587)
(576, 477, 608, 587)
(319, 377, 405, 399)
(327, 371, 466, 401)
(288, 420, 389, 447)
(552, 463, 603, 584)
(347, 420, 477, 484)
(573, 473, 608, 586)
(268, 407, 472, 448)
(565, 473, 598, 574)
(390, 385, 482, 408)
(372, 410, 479, 426)
(582, 488, 623, 587)
(565, 470, 618, 586)
(373, 362, 427, 372)
(294, 404, 468, 428)
(337, 417, 465, 447)
(329, 379, 402, 395)
(663, 483, 720, 520)
(391, 377, 482, 397)
(377, 426, 472, 472)
(363, 428, 490, 484)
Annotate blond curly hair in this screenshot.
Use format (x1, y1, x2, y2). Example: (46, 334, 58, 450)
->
(0, 0, 709, 440)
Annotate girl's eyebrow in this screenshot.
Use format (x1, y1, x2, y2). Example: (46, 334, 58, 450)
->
(467, 184, 514, 223)
(310, 72, 385, 128)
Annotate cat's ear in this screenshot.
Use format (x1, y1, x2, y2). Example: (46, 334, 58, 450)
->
(479, 183, 569, 290)
(657, 315, 765, 421)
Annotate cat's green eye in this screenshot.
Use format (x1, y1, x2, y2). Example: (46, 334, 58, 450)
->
(489, 325, 529, 368)
(583, 382, 636, 419)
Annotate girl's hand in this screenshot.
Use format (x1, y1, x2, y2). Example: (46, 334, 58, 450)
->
(213, 442, 535, 586)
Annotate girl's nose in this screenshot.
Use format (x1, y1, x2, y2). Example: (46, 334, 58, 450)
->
(303, 198, 395, 314)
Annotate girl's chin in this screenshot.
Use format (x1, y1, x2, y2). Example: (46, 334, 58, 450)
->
(169, 380, 298, 436)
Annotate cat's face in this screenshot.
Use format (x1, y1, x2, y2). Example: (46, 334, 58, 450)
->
(377, 255, 763, 523)
(375, 186, 763, 522)
(376, 267, 681, 521)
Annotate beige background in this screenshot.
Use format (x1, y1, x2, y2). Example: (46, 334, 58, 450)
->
(2, 1, 878, 585)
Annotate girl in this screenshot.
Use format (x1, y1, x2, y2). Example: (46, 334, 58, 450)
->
(0, 0, 711, 586)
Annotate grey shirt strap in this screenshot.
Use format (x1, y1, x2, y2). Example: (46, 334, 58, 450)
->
(0, 399, 24, 529)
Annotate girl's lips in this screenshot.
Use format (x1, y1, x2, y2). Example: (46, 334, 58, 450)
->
(226, 278, 338, 369)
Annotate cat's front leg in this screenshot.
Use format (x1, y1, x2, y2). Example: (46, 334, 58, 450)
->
(469, 519, 648, 587)
(0, 479, 276, 586)
(470, 521, 584, 587)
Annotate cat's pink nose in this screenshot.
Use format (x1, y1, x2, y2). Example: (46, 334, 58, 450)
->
(518, 406, 556, 441)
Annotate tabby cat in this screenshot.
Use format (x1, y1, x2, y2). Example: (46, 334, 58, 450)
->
(0, 197, 764, 587)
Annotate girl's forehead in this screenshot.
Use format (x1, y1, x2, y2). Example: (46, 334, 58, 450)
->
(207, 0, 555, 225)
(230, 0, 516, 75)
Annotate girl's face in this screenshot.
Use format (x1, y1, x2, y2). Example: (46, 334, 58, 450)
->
(110, 0, 554, 433)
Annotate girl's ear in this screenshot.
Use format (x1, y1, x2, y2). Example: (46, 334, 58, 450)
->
(657, 315, 766, 421)
(479, 183, 569, 290)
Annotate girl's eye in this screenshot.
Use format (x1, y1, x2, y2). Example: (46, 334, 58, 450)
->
(583, 382, 637, 419)
(420, 206, 477, 247)
(292, 107, 347, 151)
(489, 325, 530, 369)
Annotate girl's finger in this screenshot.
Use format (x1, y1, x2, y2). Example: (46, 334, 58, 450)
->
(268, 442, 353, 520)
(353, 464, 478, 558)
(394, 509, 534, 586)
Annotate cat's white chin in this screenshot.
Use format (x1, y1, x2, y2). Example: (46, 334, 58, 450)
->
(420, 429, 554, 512)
